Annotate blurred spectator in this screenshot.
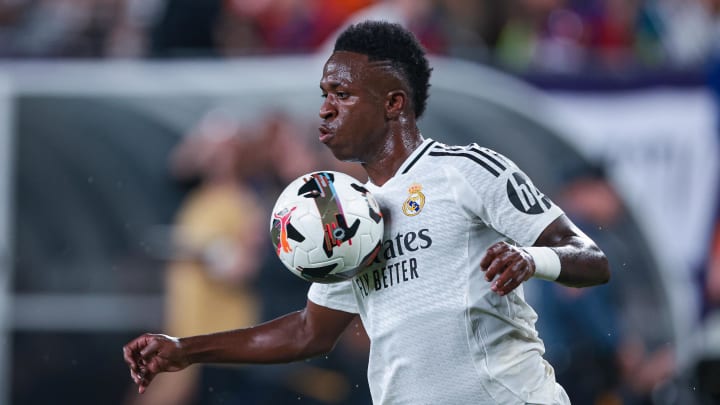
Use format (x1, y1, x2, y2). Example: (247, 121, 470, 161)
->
(0, 0, 717, 76)
(127, 108, 266, 404)
(246, 109, 367, 196)
(107, 0, 165, 57)
(493, 0, 670, 73)
(654, 0, 718, 68)
(157, 0, 375, 57)
(205, 0, 311, 56)
(435, 0, 502, 61)
(530, 164, 675, 404)
(150, 0, 223, 58)
(2, 0, 123, 58)
(494, 0, 586, 72)
(316, 0, 447, 57)
(709, 226, 720, 307)
(584, 0, 666, 71)
(585, 0, 646, 70)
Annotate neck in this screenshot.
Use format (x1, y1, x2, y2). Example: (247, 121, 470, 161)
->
(363, 126, 423, 186)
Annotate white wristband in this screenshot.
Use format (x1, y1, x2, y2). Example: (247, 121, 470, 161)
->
(523, 247, 561, 281)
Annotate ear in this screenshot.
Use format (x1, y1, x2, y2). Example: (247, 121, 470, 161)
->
(385, 90, 407, 119)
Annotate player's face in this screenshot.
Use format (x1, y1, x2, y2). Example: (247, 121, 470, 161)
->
(319, 51, 389, 162)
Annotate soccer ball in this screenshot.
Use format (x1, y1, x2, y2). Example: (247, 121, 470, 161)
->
(270, 171, 384, 283)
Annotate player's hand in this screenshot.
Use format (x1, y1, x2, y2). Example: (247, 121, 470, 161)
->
(123, 333, 190, 394)
(480, 242, 535, 296)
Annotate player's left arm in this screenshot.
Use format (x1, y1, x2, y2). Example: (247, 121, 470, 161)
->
(481, 214, 610, 295)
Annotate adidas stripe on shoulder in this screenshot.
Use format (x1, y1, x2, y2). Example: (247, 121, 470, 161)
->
(428, 143, 508, 177)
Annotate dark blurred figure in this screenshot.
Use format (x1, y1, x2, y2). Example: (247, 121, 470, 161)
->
(436, 0, 504, 61)
(150, 0, 223, 57)
(699, 218, 720, 403)
(531, 164, 675, 405)
(708, 228, 720, 310)
(214, 0, 314, 56)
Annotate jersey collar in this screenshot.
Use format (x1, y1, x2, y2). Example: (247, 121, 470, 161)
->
(396, 137, 436, 177)
(367, 137, 436, 188)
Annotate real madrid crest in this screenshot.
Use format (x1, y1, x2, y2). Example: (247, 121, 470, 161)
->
(402, 183, 425, 216)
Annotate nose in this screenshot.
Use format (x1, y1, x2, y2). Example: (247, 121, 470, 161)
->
(319, 98, 336, 121)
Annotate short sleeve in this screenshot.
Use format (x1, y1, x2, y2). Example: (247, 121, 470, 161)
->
(453, 145, 564, 246)
(308, 280, 359, 314)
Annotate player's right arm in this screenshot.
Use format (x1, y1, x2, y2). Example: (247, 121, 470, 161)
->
(123, 300, 357, 394)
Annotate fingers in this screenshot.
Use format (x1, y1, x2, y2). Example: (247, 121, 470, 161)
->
(131, 369, 151, 394)
(136, 366, 157, 394)
(129, 365, 148, 389)
(128, 360, 159, 394)
(140, 338, 161, 360)
(491, 259, 530, 296)
(123, 334, 162, 394)
(124, 335, 151, 376)
(481, 242, 512, 282)
(479, 242, 504, 270)
(481, 242, 534, 296)
(123, 344, 138, 371)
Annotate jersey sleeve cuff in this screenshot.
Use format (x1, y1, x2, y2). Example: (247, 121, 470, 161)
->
(307, 282, 359, 314)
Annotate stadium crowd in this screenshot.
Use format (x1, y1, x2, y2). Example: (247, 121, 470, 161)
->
(0, 0, 716, 73)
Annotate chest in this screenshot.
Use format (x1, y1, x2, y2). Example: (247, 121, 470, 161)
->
(350, 172, 473, 300)
(372, 172, 464, 238)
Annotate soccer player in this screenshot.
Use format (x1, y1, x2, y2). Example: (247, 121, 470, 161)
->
(124, 20, 610, 404)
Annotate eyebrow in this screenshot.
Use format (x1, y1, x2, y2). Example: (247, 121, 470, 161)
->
(319, 80, 342, 90)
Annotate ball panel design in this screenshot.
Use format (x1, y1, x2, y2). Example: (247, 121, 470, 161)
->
(270, 171, 384, 283)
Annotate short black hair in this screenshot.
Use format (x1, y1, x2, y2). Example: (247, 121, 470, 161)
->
(334, 20, 432, 119)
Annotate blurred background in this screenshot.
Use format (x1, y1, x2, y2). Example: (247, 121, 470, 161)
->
(0, 0, 718, 404)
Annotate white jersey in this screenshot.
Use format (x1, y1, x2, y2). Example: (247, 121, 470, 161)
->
(308, 138, 569, 405)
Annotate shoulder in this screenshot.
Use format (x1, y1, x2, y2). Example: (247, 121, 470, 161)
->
(426, 142, 516, 179)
